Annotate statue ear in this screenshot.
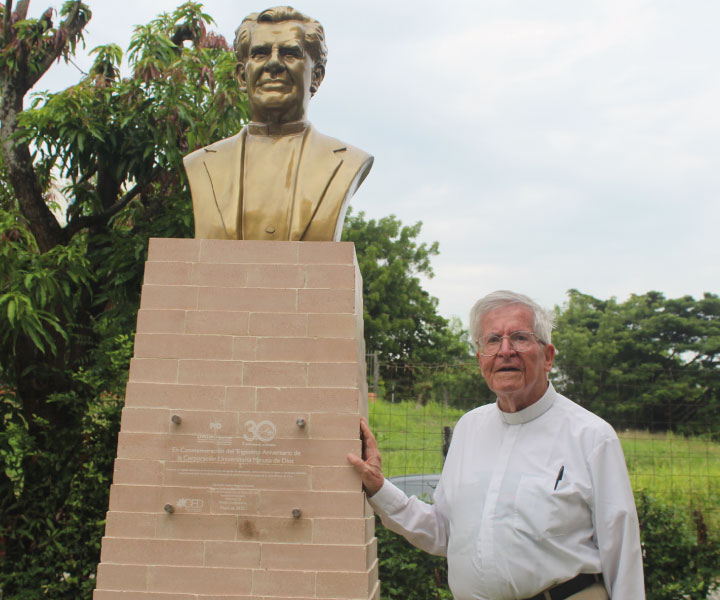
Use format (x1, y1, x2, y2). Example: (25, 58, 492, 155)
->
(310, 64, 325, 96)
(236, 62, 248, 93)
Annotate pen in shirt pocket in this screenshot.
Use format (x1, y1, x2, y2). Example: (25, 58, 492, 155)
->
(553, 465, 565, 490)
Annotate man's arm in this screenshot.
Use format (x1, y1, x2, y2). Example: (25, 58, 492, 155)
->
(347, 418, 449, 556)
(590, 437, 646, 599)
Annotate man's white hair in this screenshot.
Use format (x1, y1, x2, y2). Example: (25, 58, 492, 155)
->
(469, 290, 554, 350)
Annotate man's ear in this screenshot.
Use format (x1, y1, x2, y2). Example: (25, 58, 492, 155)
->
(544, 343, 556, 373)
(309, 64, 325, 96)
(236, 62, 248, 93)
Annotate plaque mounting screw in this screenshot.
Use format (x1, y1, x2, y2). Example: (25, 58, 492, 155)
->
(171, 415, 182, 425)
(291, 508, 302, 519)
(296, 417, 306, 428)
(164, 504, 175, 514)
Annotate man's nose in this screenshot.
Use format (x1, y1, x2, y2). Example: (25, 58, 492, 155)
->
(496, 336, 516, 356)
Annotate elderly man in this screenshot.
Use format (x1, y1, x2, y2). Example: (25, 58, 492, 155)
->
(348, 291, 645, 600)
(184, 6, 373, 241)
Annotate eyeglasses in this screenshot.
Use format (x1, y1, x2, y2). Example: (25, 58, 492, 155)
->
(478, 331, 542, 356)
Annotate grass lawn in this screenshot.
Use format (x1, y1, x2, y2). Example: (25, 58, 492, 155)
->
(369, 397, 464, 478)
(621, 430, 720, 523)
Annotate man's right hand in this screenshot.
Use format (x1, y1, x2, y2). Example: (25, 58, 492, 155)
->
(346, 417, 385, 497)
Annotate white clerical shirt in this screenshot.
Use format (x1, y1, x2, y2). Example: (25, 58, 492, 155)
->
(369, 384, 645, 600)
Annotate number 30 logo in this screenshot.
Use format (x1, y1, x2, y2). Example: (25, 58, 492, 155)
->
(243, 419, 277, 442)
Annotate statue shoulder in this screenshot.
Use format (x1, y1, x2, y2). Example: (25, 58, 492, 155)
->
(183, 130, 246, 168)
(306, 126, 373, 168)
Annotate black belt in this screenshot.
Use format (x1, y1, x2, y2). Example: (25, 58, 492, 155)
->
(526, 573, 603, 600)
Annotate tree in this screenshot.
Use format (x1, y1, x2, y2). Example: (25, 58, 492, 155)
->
(0, 3, 248, 596)
(552, 289, 720, 434)
(342, 210, 480, 404)
(342, 209, 469, 364)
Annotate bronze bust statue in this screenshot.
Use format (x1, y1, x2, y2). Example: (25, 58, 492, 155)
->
(183, 6, 373, 241)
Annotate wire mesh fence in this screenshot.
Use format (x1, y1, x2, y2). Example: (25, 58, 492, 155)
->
(366, 358, 720, 530)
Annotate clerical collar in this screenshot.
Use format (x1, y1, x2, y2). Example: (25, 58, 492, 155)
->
(498, 382, 556, 425)
(247, 120, 308, 136)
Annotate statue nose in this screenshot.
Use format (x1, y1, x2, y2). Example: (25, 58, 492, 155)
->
(265, 50, 284, 73)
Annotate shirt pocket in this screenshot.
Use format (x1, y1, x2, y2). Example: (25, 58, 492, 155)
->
(512, 474, 591, 539)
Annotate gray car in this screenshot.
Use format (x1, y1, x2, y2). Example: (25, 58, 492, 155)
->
(388, 474, 441, 502)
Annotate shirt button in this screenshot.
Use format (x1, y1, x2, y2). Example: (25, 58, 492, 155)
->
(265, 225, 276, 234)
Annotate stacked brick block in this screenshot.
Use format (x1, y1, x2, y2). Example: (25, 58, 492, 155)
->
(94, 239, 378, 600)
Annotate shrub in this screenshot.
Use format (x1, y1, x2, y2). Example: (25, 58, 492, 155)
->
(376, 519, 452, 599)
(636, 491, 720, 600)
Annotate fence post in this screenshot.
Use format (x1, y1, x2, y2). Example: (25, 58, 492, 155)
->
(373, 350, 379, 397)
(442, 426, 454, 459)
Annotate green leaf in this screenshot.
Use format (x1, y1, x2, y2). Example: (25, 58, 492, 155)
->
(7, 297, 16, 325)
(25, 323, 50, 353)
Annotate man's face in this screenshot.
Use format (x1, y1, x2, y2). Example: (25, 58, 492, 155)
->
(238, 21, 322, 123)
(476, 304, 555, 412)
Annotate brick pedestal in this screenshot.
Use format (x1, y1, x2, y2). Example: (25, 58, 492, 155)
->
(94, 239, 378, 600)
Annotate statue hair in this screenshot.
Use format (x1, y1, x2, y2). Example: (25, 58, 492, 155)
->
(469, 290, 554, 350)
(234, 6, 328, 69)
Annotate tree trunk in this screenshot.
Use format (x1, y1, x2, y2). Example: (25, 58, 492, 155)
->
(0, 96, 66, 251)
(0, 0, 90, 253)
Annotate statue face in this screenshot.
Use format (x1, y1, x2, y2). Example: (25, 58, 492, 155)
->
(238, 21, 322, 123)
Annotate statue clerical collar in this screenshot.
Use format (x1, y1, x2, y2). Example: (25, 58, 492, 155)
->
(247, 120, 309, 137)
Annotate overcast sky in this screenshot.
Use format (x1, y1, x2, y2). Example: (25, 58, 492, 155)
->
(28, 0, 720, 326)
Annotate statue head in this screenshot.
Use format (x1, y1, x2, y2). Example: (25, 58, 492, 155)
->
(234, 6, 327, 124)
